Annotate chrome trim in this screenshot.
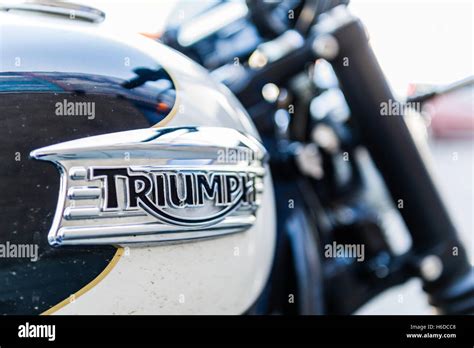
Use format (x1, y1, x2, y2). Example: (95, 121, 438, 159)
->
(1, 1, 106, 23)
(67, 186, 101, 199)
(31, 127, 266, 246)
(69, 167, 87, 180)
(55, 215, 257, 245)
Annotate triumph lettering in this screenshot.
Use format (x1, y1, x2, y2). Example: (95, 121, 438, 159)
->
(88, 167, 256, 225)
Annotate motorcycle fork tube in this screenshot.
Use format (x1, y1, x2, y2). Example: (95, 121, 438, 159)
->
(315, 10, 469, 275)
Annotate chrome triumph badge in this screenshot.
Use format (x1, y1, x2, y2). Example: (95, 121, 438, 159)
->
(30, 127, 266, 246)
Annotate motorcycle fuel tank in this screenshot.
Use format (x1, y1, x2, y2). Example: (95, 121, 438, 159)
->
(0, 8, 276, 314)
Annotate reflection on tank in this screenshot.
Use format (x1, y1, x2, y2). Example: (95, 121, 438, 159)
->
(0, 70, 176, 124)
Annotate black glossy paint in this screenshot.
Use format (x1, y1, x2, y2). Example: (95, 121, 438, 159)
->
(0, 19, 176, 314)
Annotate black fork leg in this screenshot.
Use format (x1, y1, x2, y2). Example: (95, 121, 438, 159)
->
(314, 6, 473, 314)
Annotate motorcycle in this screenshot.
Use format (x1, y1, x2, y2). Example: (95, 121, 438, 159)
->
(0, 0, 472, 315)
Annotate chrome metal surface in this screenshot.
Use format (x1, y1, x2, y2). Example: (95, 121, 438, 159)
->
(31, 127, 266, 246)
(0, 0, 106, 23)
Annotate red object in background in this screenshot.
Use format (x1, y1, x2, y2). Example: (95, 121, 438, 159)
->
(424, 85, 473, 139)
(156, 101, 170, 113)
